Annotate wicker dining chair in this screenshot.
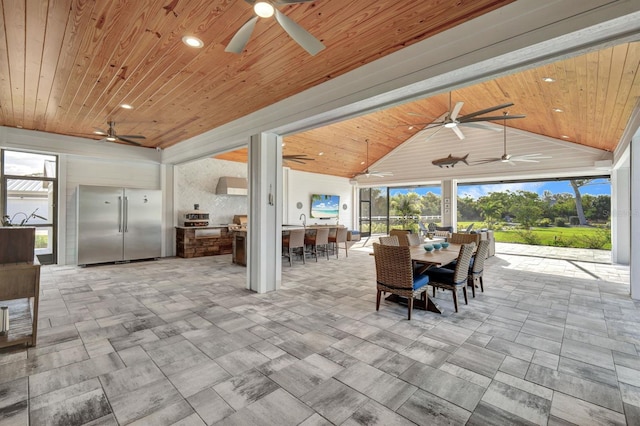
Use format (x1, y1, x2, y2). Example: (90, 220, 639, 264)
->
(373, 243, 429, 320)
(379, 235, 399, 246)
(425, 242, 476, 312)
(448, 232, 481, 245)
(468, 239, 490, 297)
(389, 229, 411, 246)
(405, 233, 422, 246)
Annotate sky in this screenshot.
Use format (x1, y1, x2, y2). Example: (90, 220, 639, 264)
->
(389, 178, 611, 199)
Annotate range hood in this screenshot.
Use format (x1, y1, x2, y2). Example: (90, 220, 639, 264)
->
(216, 177, 248, 195)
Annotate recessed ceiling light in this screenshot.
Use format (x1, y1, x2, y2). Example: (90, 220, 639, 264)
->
(93, 130, 102, 135)
(281, 142, 286, 147)
(106, 136, 117, 141)
(542, 77, 555, 83)
(120, 103, 133, 110)
(360, 161, 365, 165)
(408, 126, 414, 130)
(182, 36, 204, 48)
(561, 135, 570, 139)
(553, 108, 563, 113)
(318, 152, 324, 156)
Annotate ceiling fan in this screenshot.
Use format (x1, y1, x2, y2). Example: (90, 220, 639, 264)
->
(93, 121, 146, 146)
(413, 92, 526, 140)
(475, 112, 550, 166)
(354, 140, 393, 178)
(283, 154, 315, 164)
(226, 0, 325, 56)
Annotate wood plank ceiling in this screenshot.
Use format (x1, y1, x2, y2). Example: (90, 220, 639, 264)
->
(217, 41, 640, 178)
(1, 1, 638, 179)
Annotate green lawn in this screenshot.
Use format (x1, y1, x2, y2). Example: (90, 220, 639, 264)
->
(456, 222, 611, 250)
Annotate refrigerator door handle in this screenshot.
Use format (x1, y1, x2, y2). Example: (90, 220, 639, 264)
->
(118, 196, 123, 233)
(124, 197, 129, 232)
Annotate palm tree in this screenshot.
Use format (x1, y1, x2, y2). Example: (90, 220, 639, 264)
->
(390, 192, 423, 229)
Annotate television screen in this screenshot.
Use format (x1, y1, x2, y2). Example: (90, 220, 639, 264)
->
(310, 194, 340, 219)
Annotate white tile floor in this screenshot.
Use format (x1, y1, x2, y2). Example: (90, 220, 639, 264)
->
(0, 242, 635, 425)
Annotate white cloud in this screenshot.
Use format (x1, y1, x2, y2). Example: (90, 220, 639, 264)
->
(459, 182, 544, 199)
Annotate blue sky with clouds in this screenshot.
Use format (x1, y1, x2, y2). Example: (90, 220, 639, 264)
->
(389, 178, 611, 199)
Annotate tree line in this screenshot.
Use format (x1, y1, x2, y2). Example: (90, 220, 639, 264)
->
(378, 182, 610, 230)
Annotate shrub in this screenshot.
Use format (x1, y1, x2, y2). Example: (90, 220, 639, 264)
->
(569, 216, 580, 225)
(555, 218, 566, 227)
(552, 234, 574, 247)
(537, 218, 553, 227)
(516, 229, 541, 245)
(579, 226, 611, 249)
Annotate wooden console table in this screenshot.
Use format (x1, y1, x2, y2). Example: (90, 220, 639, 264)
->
(0, 256, 40, 348)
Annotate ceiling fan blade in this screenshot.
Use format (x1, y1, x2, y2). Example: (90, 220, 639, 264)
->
(117, 136, 142, 146)
(118, 134, 147, 139)
(462, 114, 526, 123)
(368, 171, 393, 177)
(460, 122, 502, 131)
(225, 16, 259, 53)
(451, 125, 465, 140)
(275, 0, 316, 4)
(274, 8, 325, 55)
(423, 126, 444, 141)
(458, 103, 514, 121)
(449, 102, 464, 121)
(473, 158, 501, 164)
(515, 157, 550, 162)
(285, 159, 306, 164)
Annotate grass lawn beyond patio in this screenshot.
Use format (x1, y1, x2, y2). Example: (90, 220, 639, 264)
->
(493, 226, 610, 250)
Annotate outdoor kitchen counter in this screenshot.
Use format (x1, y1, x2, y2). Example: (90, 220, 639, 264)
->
(175, 226, 233, 258)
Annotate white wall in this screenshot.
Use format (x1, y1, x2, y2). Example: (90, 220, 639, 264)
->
(175, 158, 248, 225)
(285, 168, 354, 229)
(64, 156, 161, 264)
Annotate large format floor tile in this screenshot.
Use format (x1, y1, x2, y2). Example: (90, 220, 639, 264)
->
(0, 243, 634, 425)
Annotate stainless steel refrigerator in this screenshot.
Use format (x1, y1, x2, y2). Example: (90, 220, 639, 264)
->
(77, 185, 161, 265)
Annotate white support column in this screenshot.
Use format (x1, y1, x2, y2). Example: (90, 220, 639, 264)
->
(611, 165, 630, 265)
(631, 137, 640, 299)
(57, 154, 67, 265)
(247, 133, 283, 293)
(441, 180, 457, 230)
(161, 164, 175, 258)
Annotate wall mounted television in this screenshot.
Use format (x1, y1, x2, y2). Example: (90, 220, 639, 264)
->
(310, 194, 340, 219)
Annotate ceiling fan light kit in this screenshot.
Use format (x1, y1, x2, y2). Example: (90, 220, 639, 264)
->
(354, 140, 393, 178)
(254, 2, 275, 17)
(226, 0, 325, 56)
(417, 92, 525, 141)
(92, 121, 146, 146)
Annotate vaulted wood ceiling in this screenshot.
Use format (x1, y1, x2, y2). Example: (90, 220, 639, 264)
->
(1, 1, 639, 179)
(216, 41, 640, 178)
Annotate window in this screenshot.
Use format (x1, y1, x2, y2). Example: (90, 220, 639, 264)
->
(2, 150, 58, 264)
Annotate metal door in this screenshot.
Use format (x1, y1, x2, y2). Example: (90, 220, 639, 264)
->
(77, 186, 124, 264)
(359, 187, 371, 237)
(123, 189, 161, 261)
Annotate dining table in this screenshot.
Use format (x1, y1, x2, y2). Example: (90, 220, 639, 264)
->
(376, 242, 464, 314)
